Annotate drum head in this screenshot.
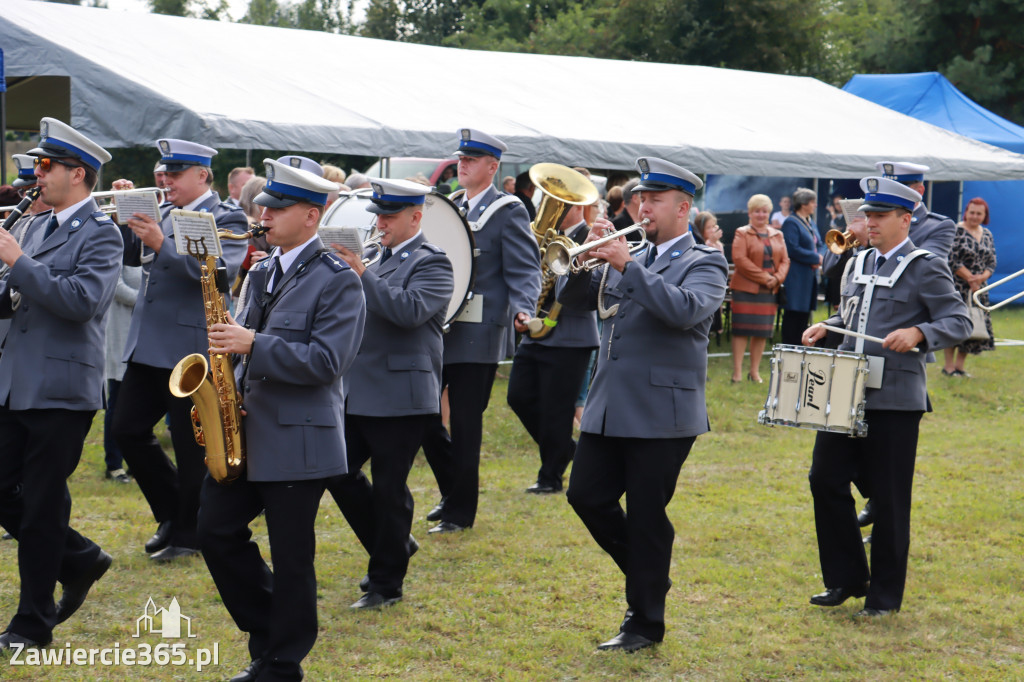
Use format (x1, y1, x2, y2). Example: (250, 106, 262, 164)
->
(319, 189, 476, 326)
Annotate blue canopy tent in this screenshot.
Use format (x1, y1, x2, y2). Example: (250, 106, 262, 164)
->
(843, 72, 1024, 304)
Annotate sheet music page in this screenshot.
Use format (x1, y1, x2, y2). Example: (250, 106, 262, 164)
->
(318, 226, 365, 253)
(839, 199, 865, 227)
(112, 191, 161, 225)
(171, 210, 222, 258)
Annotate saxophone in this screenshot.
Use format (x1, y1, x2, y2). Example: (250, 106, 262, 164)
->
(168, 224, 265, 484)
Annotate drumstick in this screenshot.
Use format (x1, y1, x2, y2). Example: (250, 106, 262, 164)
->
(819, 324, 920, 353)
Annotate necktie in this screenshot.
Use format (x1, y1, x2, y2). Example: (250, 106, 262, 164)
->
(875, 255, 887, 273)
(44, 215, 59, 239)
(645, 245, 658, 268)
(269, 257, 284, 293)
(381, 247, 393, 263)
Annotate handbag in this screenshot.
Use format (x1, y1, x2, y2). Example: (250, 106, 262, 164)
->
(775, 283, 787, 307)
(967, 298, 989, 341)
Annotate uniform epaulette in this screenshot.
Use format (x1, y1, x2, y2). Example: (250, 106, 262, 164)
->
(420, 242, 446, 255)
(928, 211, 951, 221)
(252, 256, 272, 271)
(219, 201, 245, 213)
(320, 251, 350, 271)
(695, 244, 720, 255)
(91, 210, 115, 224)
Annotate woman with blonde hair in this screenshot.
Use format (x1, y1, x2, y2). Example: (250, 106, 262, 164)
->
(730, 194, 790, 382)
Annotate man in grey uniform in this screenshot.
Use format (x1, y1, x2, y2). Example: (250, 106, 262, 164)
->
(111, 139, 248, 561)
(421, 128, 541, 533)
(200, 158, 365, 682)
(0, 118, 122, 651)
(802, 177, 970, 617)
(328, 178, 454, 609)
(560, 157, 728, 652)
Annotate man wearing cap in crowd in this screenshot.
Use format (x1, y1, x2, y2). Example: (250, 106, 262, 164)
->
(420, 128, 540, 534)
(0, 118, 123, 651)
(199, 158, 365, 682)
(559, 157, 728, 652)
(875, 161, 955, 259)
(802, 176, 970, 618)
(327, 178, 454, 609)
(110, 139, 248, 563)
(853, 161, 958, 535)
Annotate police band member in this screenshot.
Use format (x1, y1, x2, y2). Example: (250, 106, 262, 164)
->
(0, 118, 122, 651)
(327, 178, 454, 609)
(559, 158, 728, 652)
(199, 159, 365, 681)
(855, 161, 957, 532)
(876, 161, 955, 259)
(507, 203, 598, 494)
(112, 139, 248, 562)
(802, 177, 970, 617)
(421, 128, 541, 533)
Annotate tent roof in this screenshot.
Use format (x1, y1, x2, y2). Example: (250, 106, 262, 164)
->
(844, 72, 1024, 154)
(5, 1, 1024, 179)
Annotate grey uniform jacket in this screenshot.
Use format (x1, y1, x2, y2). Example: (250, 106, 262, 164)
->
(121, 193, 248, 369)
(559, 233, 728, 439)
(444, 185, 540, 364)
(909, 203, 955, 259)
(828, 241, 971, 412)
(0, 201, 123, 410)
(236, 239, 365, 482)
(521, 223, 598, 350)
(345, 234, 454, 417)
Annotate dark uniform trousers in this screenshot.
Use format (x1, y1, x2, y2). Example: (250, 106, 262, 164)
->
(0, 406, 103, 642)
(809, 409, 922, 612)
(327, 414, 433, 597)
(421, 361, 498, 527)
(197, 476, 325, 682)
(566, 433, 694, 642)
(113, 360, 208, 548)
(507, 344, 594, 489)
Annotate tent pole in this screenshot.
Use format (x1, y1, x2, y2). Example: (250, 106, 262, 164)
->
(245, 149, 251, 168)
(1, 91, 6, 184)
(926, 181, 933, 210)
(957, 181, 963, 218)
(383, 157, 390, 178)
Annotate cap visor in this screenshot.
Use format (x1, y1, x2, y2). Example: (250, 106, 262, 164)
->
(254, 191, 298, 208)
(454, 149, 493, 158)
(27, 144, 75, 159)
(367, 201, 407, 215)
(634, 181, 675, 193)
(858, 201, 903, 213)
(160, 162, 202, 173)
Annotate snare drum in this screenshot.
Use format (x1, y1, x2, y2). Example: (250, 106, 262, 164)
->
(758, 344, 869, 437)
(320, 189, 476, 327)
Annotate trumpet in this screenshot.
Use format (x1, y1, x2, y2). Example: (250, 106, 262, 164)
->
(361, 232, 384, 266)
(972, 268, 1024, 311)
(94, 187, 167, 219)
(825, 228, 860, 255)
(543, 220, 650, 276)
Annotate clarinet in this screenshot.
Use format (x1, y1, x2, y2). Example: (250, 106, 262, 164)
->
(2, 187, 42, 231)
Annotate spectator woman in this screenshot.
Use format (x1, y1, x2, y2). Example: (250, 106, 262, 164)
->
(771, 195, 791, 228)
(780, 188, 821, 345)
(943, 197, 997, 377)
(730, 195, 789, 382)
(695, 211, 724, 255)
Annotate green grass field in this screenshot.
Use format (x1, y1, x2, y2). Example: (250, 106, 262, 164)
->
(2, 309, 1023, 680)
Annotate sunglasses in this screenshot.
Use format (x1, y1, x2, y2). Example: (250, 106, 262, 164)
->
(33, 157, 82, 172)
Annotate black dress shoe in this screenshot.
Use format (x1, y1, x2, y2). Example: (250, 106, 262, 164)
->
(425, 498, 446, 522)
(149, 545, 200, 562)
(853, 607, 895, 618)
(0, 630, 45, 654)
(56, 550, 113, 624)
(596, 631, 656, 653)
(810, 583, 868, 607)
(360, 534, 419, 592)
(350, 592, 402, 610)
(857, 499, 874, 527)
(427, 521, 468, 534)
(229, 658, 263, 682)
(526, 482, 562, 494)
(144, 521, 173, 554)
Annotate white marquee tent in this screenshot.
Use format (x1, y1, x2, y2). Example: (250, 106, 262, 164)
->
(4, 0, 1024, 180)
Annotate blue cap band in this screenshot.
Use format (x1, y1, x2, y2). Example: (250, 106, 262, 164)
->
(863, 191, 916, 211)
(372, 192, 425, 205)
(41, 137, 103, 171)
(640, 171, 696, 195)
(883, 172, 924, 183)
(17, 168, 35, 178)
(459, 139, 502, 158)
(161, 152, 212, 167)
(266, 179, 328, 205)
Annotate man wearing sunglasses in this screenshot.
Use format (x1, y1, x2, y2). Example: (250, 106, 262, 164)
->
(110, 139, 248, 563)
(0, 117, 123, 652)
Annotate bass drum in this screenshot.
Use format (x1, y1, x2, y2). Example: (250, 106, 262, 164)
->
(321, 189, 476, 327)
